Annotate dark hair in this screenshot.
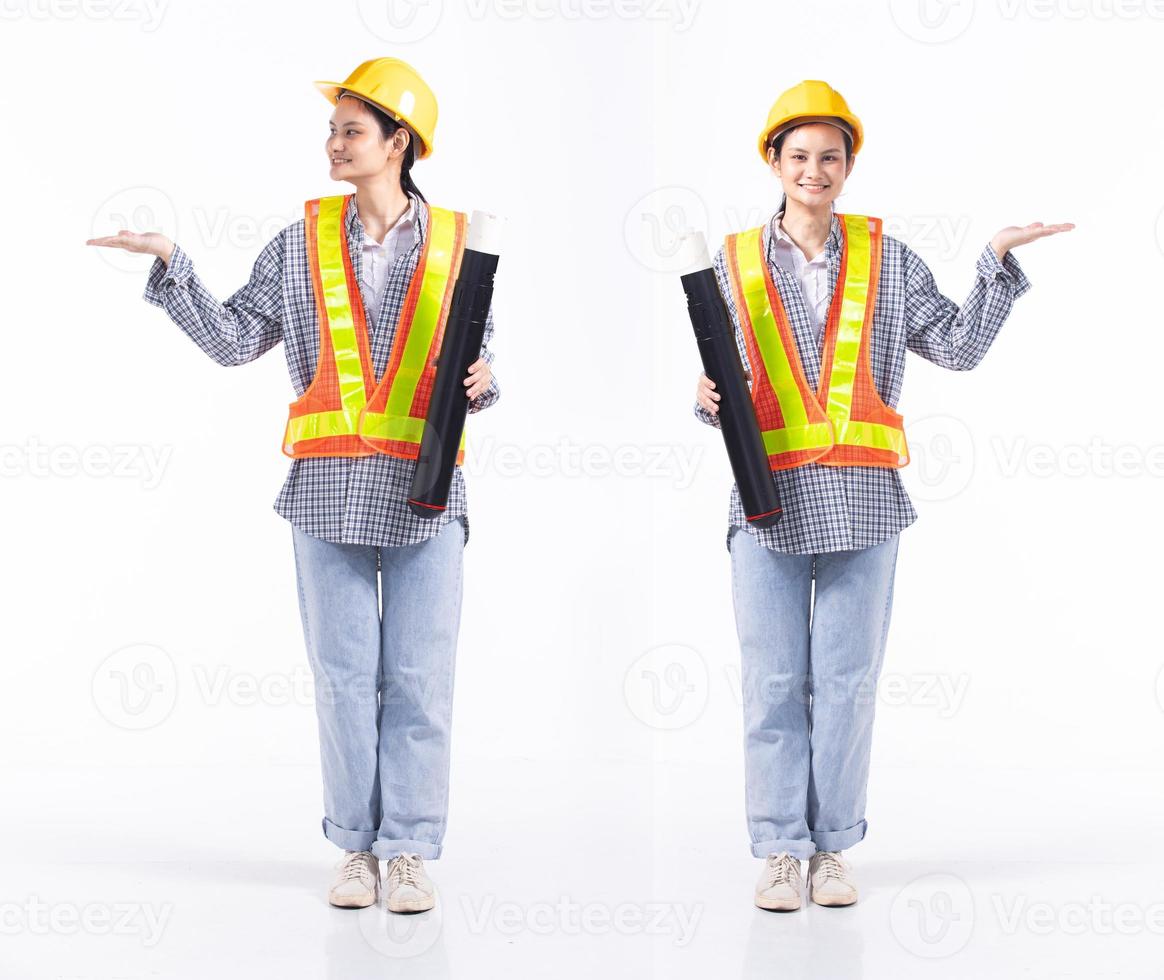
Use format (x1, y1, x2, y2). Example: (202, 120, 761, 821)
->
(337, 91, 427, 203)
(768, 124, 853, 216)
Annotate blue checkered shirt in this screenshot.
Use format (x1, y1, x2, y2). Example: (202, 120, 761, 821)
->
(693, 210, 1031, 554)
(143, 191, 499, 548)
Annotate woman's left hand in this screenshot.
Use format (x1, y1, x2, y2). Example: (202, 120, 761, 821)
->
(991, 221, 1075, 261)
(464, 357, 492, 400)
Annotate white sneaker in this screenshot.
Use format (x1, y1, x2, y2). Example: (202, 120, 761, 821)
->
(807, 850, 858, 907)
(754, 851, 804, 911)
(384, 852, 436, 913)
(328, 850, 380, 909)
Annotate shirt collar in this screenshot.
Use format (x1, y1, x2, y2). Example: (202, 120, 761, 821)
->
(346, 192, 424, 249)
(767, 206, 842, 263)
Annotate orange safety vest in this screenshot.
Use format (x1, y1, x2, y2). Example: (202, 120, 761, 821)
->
(282, 194, 468, 465)
(724, 213, 910, 470)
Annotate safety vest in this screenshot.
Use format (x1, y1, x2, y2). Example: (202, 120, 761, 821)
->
(724, 213, 910, 470)
(282, 194, 468, 465)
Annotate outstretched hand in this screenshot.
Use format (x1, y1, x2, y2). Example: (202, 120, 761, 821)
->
(991, 222, 1074, 261)
(86, 229, 175, 264)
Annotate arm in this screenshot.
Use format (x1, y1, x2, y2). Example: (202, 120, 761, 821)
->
(693, 245, 752, 429)
(467, 303, 499, 414)
(903, 239, 1031, 371)
(142, 231, 286, 367)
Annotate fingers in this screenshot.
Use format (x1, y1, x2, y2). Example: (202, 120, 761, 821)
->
(697, 374, 720, 414)
(463, 360, 491, 399)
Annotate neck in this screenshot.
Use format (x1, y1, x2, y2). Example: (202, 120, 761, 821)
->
(352, 179, 410, 243)
(779, 197, 834, 258)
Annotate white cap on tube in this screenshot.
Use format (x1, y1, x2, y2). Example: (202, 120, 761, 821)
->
(467, 210, 505, 255)
(674, 229, 711, 276)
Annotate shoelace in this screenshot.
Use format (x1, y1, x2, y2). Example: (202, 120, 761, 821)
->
(764, 851, 800, 887)
(338, 850, 376, 881)
(813, 851, 847, 880)
(387, 852, 424, 887)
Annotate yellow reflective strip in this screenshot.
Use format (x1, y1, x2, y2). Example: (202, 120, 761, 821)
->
(315, 196, 367, 416)
(359, 413, 469, 450)
(832, 420, 908, 455)
(286, 409, 363, 445)
(824, 214, 871, 423)
(385, 207, 458, 420)
(762, 422, 834, 456)
(730, 229, 809, 430)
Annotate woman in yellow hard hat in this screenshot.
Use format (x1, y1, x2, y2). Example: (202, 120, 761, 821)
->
(693, 79, 1072, 911)
(88, 57, 500, 914)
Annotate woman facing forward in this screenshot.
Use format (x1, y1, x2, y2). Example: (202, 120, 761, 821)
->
(693, 79, 1071, 911)
(88, 57, 500, 913)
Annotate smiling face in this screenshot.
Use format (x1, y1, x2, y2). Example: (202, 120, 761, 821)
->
(326, 94, 411, 180)
(766, 122, 855, 212)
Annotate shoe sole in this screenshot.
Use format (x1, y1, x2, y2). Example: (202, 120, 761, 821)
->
(329, 890, 378, 909)
(386, 895, 436, 913)
(808, 883, 857, 907)
(755, 896, 802, 911)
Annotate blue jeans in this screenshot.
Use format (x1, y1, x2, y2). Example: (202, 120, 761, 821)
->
(291, 518, 464, 860)
(729, 526, 901, 860)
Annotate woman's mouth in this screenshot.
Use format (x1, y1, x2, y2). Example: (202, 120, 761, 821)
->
(799, 183, 828, 194)
(331, 158, 351, 165)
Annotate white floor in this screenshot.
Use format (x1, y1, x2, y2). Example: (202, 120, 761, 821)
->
(3, 759, 1161, 979)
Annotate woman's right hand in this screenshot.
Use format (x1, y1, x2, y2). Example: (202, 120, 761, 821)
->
(86, 229, 175, 266)
(696, 372, 720, 415)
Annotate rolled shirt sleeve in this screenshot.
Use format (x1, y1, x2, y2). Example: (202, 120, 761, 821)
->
(142, 233, 285, 367)
(903, 240, 1031, 371)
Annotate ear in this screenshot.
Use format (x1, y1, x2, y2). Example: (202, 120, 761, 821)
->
(392, 127, 411, 158)
(767, 143, 780, 176)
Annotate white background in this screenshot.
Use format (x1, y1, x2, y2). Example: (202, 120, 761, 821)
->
(2, 0, 1162, 976)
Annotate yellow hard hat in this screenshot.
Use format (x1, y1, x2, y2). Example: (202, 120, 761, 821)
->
(757, 80, 863, 164)
(315, 57, 438, 159)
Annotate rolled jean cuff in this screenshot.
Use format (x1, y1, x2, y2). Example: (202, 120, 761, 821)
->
(750, 838, 816, 860)
(372, 838, 443, 861)
(810, 819, 867, 852)
(322, 816, 378, 852)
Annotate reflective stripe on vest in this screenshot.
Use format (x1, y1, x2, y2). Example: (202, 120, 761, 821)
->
(282, 194, 467, 465)
(725, 213, 910, 470)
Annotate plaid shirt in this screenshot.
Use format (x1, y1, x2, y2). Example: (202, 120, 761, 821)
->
(143, 191, 499, 548)
(694, 210, 1031, 555)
